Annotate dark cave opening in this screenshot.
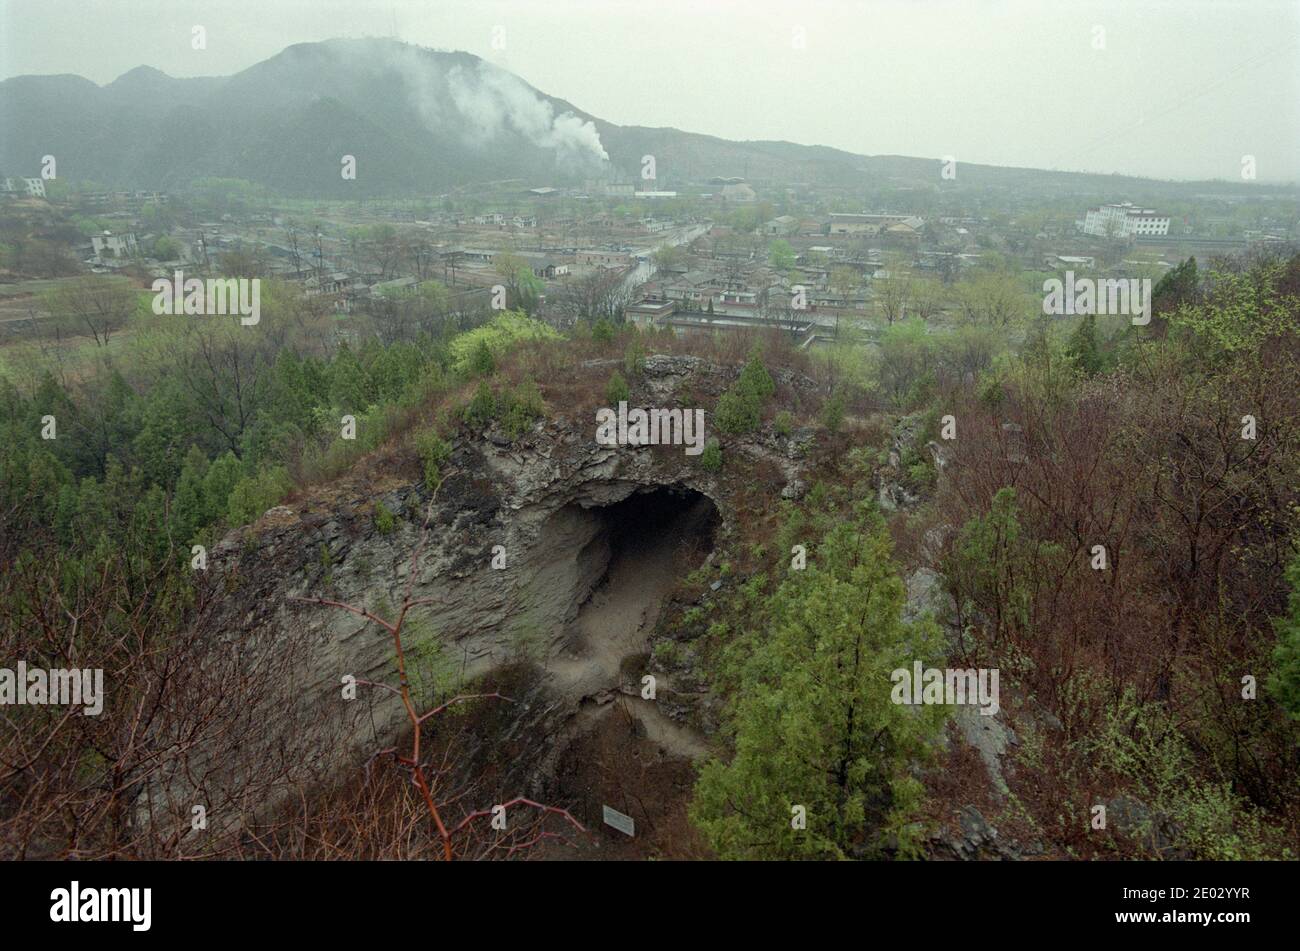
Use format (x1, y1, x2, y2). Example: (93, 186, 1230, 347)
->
(594, 484, 719, 568)
(544, 485, 720, 696)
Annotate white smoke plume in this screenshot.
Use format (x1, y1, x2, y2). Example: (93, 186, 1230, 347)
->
(445, 62, 608, 163)
(378, 42, 607, 167)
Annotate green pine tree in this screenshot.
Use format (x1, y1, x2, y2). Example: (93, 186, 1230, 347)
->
(173, 446, 210, 542)
(330, 342, 372, 412)
(1066, 312, 1103, 375)
(468, 339, 496, 377)
(691, 516, 946, 859)
(605, 370, 630, 405)
(201, 451, 244, 526)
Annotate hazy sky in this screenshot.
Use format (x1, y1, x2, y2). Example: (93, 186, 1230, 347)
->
(2, 0, 1298, 182)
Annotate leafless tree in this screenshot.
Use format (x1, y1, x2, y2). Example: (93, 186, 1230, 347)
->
(290, 481, 585, 860)
(0, 544, 322, 859)
(44, 276, 137, 348)
(550, 267, 630, 324)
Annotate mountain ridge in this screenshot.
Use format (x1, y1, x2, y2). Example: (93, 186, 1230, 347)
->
(0, 37, 1284, 196)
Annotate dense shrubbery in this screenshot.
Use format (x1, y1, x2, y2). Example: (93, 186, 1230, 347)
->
(374, 500, 397, 535)
(413, 429, 452, 489)
(447, 311, 559, 377)
(500, 379, 545, 439)
(461, 377, 546, 439)
(688, 251, 1300, 860)
(0, 296, 553, 607)
(699, 439, 722, 472)
(927, 251, 1300, 857)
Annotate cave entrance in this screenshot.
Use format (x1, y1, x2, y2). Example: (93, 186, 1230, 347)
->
(597, 485, 718, 573)
(547, 485, 718, 698)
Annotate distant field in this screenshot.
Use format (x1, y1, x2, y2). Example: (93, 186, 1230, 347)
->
(0, 276, 143, 383)
(0, 279, 69, 338)
(0, 328, 135, 385)
(0, 278, 81, 298)
(0, 273, 141, 322)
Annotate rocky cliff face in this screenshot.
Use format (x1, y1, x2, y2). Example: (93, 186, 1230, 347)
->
(164, 356, 818, 838)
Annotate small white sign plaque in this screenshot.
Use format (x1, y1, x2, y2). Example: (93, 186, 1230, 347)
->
(602, 805, 635, 837)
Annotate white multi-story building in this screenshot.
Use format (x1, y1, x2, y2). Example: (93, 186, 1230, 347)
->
(91, 231, 138, 260)
(1081, 202, 1170, 238)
